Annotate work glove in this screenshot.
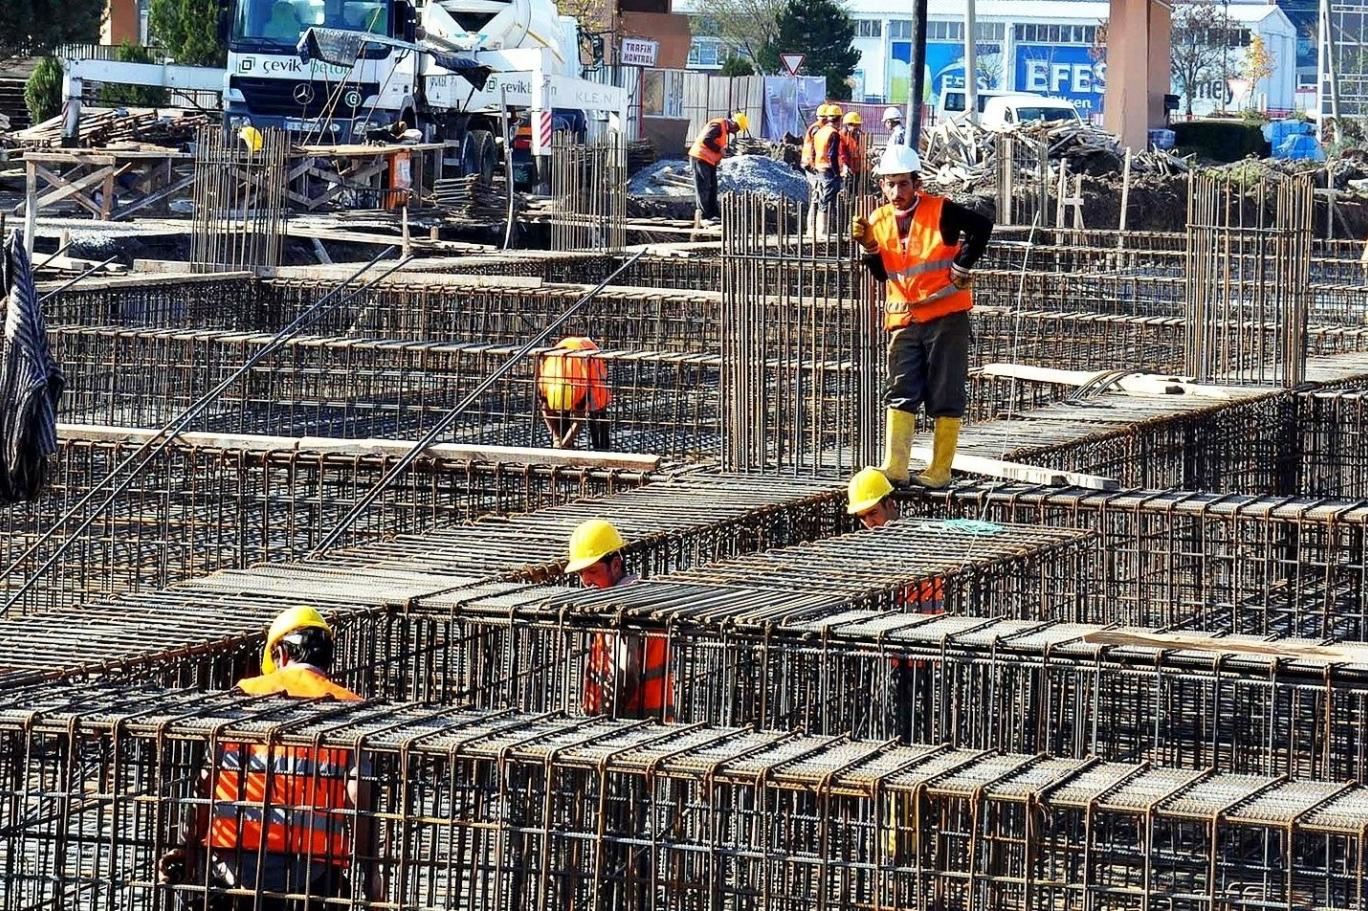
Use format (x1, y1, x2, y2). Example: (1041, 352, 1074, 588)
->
(851, 216, 878, 253)
(950, 263, 973, 289)
(158, 847, 193, 885)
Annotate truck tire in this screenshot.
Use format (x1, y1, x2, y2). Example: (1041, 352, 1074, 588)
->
(462, 129, 497, 187)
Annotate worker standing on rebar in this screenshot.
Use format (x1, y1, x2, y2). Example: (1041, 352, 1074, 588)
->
(810, 104, 844, 236)
(157, 607, 382, 909)
(567, 519, 674, 721)
(852, 144, 992, 489)
(801, 104, 830, 227)
(537, 336, 612, 451)
(688, 111, 750, 227)
(882, 107, 906, 150)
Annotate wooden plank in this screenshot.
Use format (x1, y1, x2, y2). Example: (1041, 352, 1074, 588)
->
(57, 424, 662, 471)
(1082, 629, 1368, 666)
(110, 172, 196, 221)
(907, 446, 1120, 491)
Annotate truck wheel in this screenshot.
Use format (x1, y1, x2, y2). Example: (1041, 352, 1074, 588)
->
(462, 129, 497, 187)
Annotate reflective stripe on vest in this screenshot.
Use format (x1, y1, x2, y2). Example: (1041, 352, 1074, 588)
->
(582, 632, 673, 719)
(870, 197, 973, 329)
(689, 120, 731, 166)
(207, 743, 353, 860)
(538, 338, 611, 413)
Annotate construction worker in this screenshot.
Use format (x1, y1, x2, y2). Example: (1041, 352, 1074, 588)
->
(839, 111, 865, 184)
(537, 336, 611, 450)
(846, 467, 944, 610)
(688, 111, 750, 225)
(567, 519, 673, 721)
(810, 104, 844, 235)
(157, 606, 380, 908)
(882, 106, 906, 149)
(851, 143, 993, 489)
(802, 103, 831, 231)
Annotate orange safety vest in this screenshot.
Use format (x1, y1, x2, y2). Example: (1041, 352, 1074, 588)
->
(207, 667, 362, 863)
(890, 577, 945, 669)
(812, 123, 840, 171)
(839, 129, 863, 173)
(800, 120, 821, 169)
(538, 337, 611, 413)
(689, 118, 734, 166)
(869, 197, 973, 330)
(583, 632, 674, 720)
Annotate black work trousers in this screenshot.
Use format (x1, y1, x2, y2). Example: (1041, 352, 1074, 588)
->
(692, 158, 720, 221)
(546, 409, 611, 451)
(884, 309, 971, 418)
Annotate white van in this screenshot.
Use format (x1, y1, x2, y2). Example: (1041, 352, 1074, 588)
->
(937, 89, 1007, 123)
(979, 93, 1083, 129)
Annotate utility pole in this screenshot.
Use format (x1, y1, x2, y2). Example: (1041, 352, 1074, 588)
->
(964, 0, 978, 123)
(907, 0, 929, 145)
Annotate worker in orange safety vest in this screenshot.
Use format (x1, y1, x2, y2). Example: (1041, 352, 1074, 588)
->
(688, 111, 750, 225)
(839, 111, 865, 184)
(851, 143, 993, 490)
(808, 103, 844, 236)
(537, 336, 612, 450)
(567, 519, 674, 721)
(157, 607, 381, 909)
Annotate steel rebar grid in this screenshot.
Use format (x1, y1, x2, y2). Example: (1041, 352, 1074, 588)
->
(50, 326, 723, 457)
(1185, 172, 1315, 387)
(190, 126, 287, 274)
(550, 133, 626, 253)
(0, 437, 652, 616)
(0, 473, 846, 689)
(365, 579, 1368, 779)
(2, 683, 1366, 911)
(720, 193, 880, 475)
(908, 482, 1368, 639)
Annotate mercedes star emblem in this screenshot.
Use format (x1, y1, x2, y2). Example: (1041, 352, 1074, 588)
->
(292, 83, 315, 105)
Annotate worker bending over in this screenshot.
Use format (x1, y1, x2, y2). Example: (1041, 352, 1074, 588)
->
(852, 145, 993, 489)
(158, 607, 380, 909)
(567, 519, 673, 720)
(688, 112, 750, 225)
(882, 107, 905, 150)
(537, 336, 612, 450)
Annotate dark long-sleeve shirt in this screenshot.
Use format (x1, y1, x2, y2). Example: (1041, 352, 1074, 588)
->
(861, 196, 993, 282)
(696, 119, 736, 158)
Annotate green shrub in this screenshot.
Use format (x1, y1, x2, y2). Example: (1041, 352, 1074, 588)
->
(24, 55, 63, 124)
(1170, 120, 1269, 162)
(99, 42, 170, 107)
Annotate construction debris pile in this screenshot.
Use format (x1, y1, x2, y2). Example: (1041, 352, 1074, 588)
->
(8, 108, 212, 149)
(432, 175, 520, 221)
(628, 153, 809, 201)
(922, 117, 1190, 190)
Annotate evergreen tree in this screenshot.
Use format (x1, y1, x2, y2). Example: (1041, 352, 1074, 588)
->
(150, 0, 226, 66)
(759, 0, 859, 99)
(0, 0, 102, 60)
(24, 56, 63, 124)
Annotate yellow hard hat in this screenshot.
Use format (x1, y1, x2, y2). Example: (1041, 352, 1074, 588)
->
(827, 104, 844, 118)
(239, 125, 264, 154)
(816, 103, 831, 118)
(847, 467, 894, 516)
(843, 111, 862, 126)
(732, 111, 750, 133)
(261, 605, 332, 675)
(566, 519, 625, 573)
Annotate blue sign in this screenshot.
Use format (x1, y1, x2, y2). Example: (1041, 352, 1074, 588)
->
(890, 40, 1004, 105)
(1014, 44, 1107, 113)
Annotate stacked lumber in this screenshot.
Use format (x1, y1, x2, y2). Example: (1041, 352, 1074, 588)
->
(10, 108, 211, 149)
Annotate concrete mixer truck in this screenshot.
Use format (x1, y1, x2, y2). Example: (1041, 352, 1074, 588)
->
(219, 0, 625, 181)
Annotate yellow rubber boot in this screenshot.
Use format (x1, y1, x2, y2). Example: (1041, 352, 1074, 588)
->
(878, 407, 916, 485)
(916, 417, 961, 489)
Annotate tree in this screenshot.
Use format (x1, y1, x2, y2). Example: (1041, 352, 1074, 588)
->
(557, 0, 611, 64)
(0, 0, 102, 61)
(149, 0, 225, 66)
(759, 0, 858, 99)
(100, 43, 170, 107)
(1242, 33, 1275, 108)
(1170, 0, 1237, 117)
(24, 56, 63, 124)
(720, 54, 756, 77)
(703, 0, 786, 72)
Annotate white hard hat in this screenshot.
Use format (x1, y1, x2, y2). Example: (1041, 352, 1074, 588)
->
(876, 144, 922, 176)
(882, 106, 903, 123)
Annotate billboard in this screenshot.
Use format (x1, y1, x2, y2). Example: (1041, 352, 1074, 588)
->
(888, 40, 1004, 105)
(1013, 43, 1107, 113)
